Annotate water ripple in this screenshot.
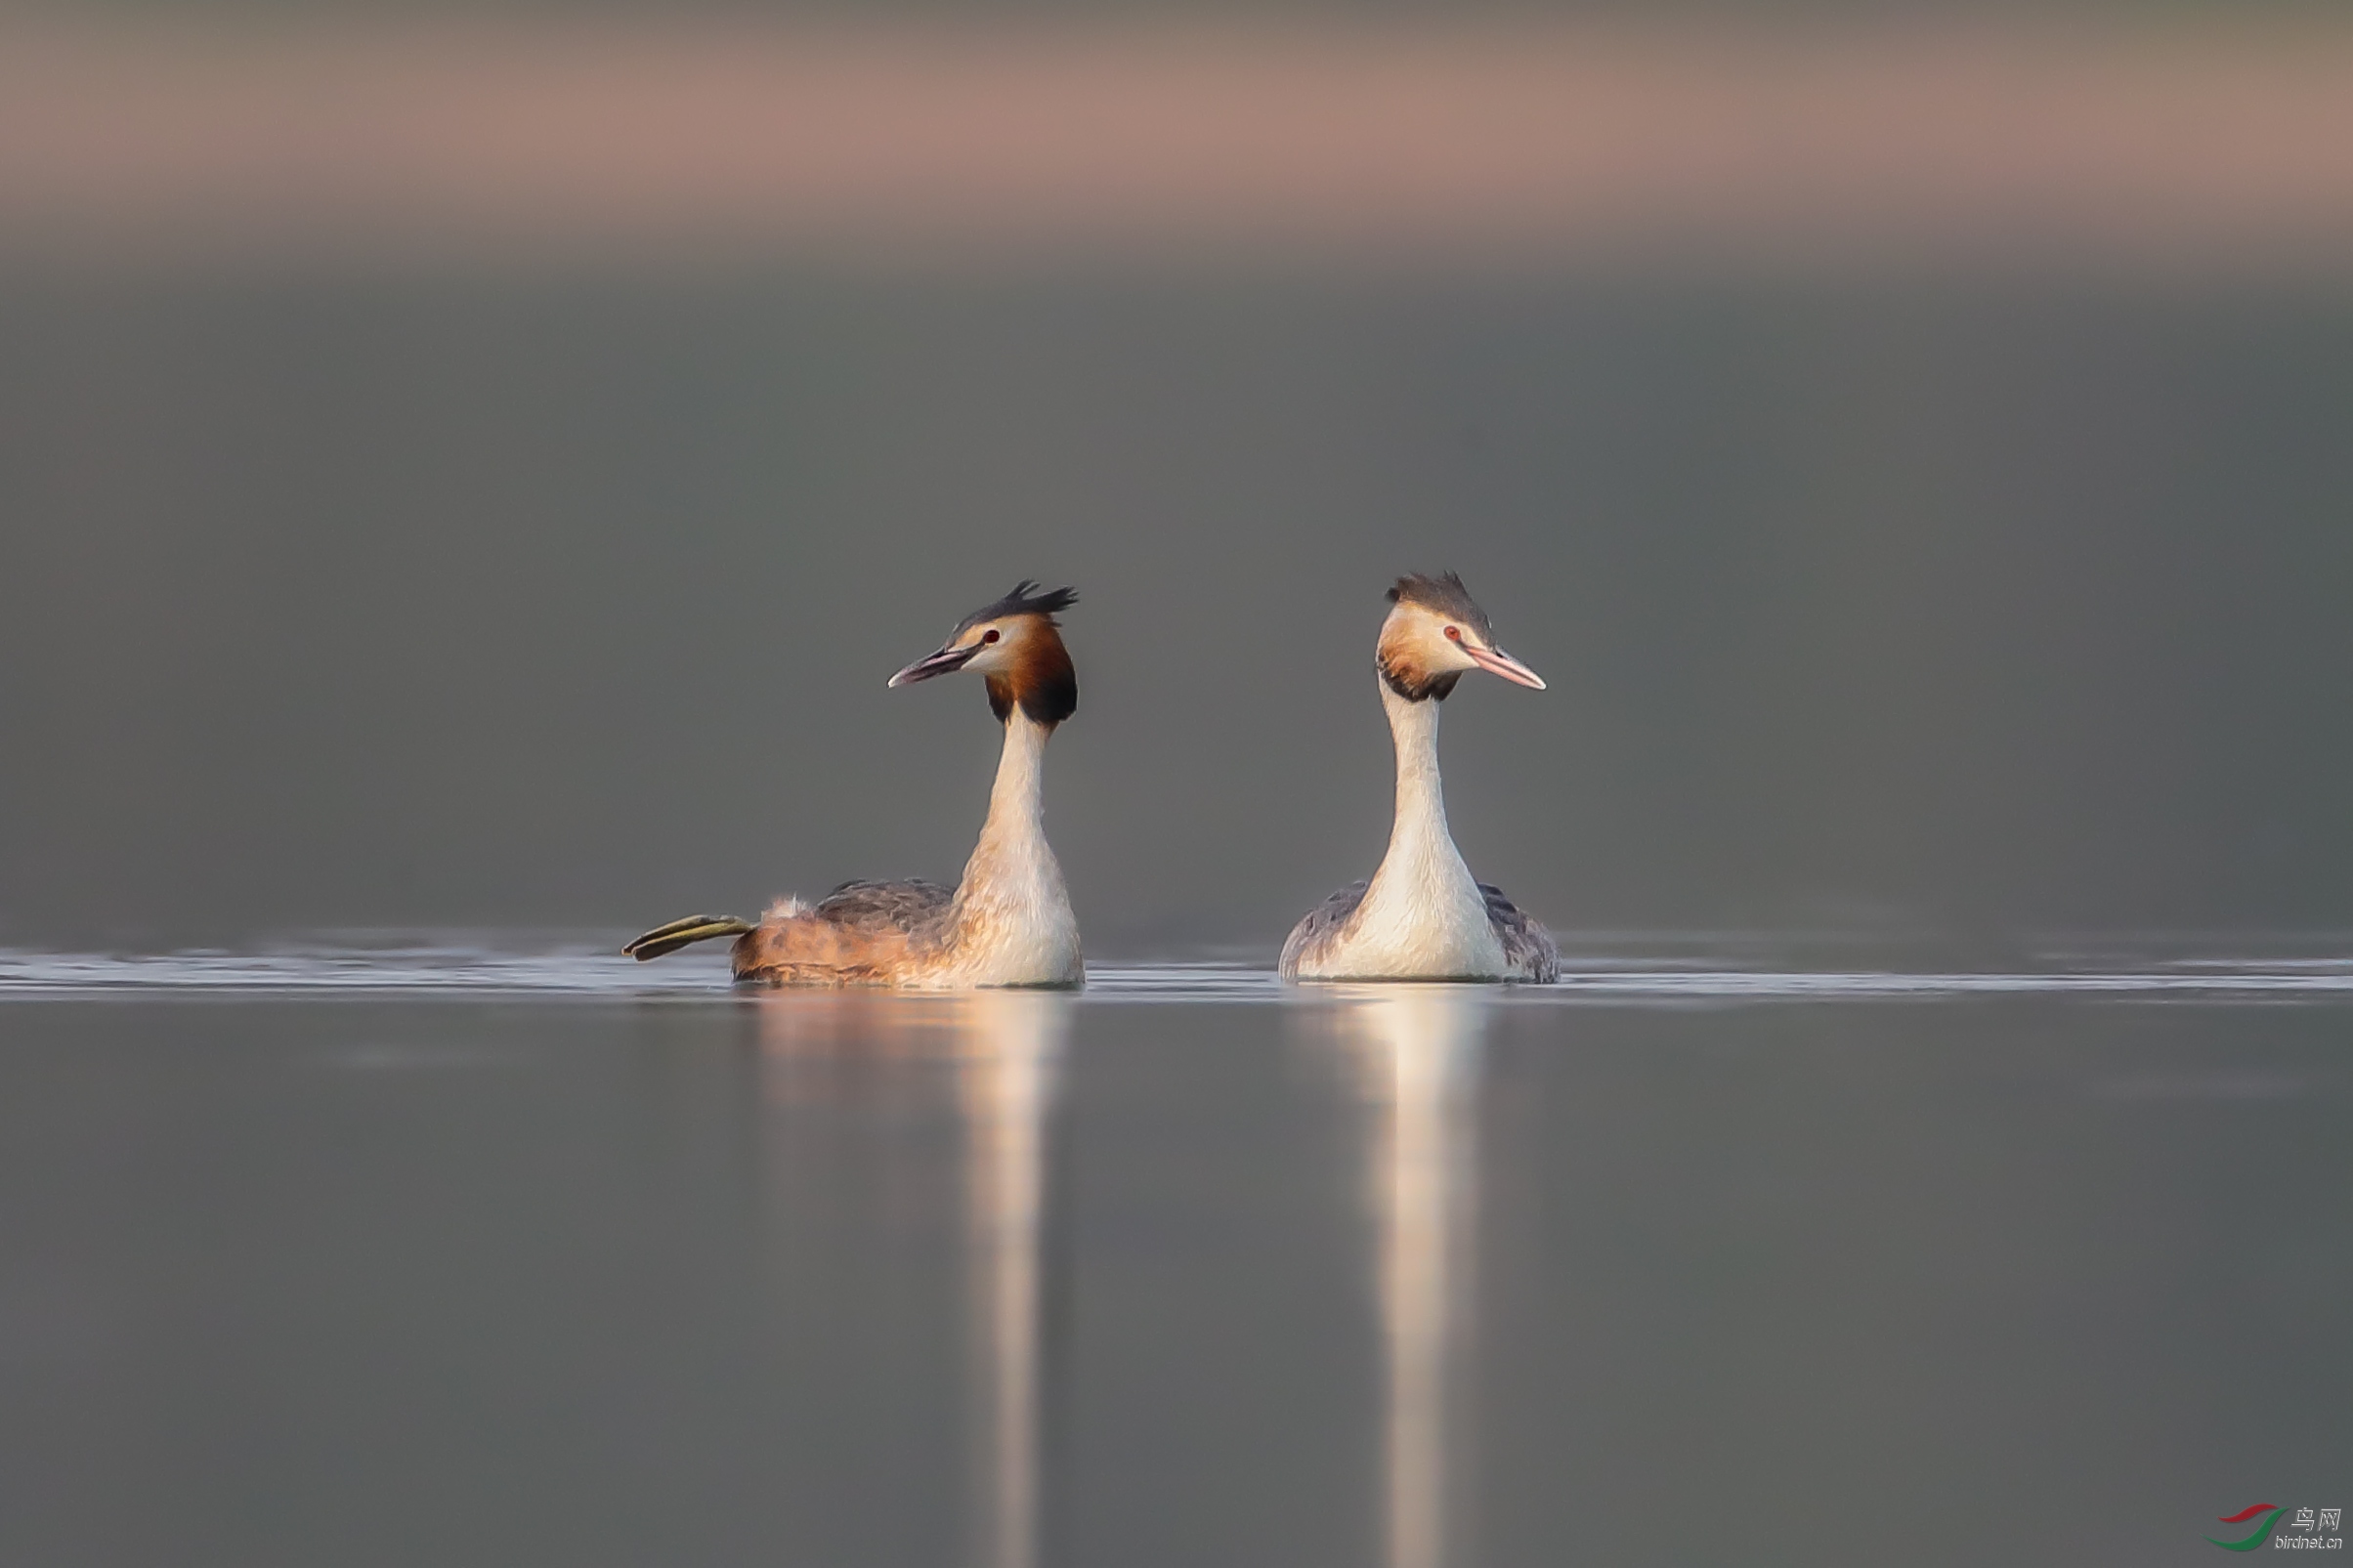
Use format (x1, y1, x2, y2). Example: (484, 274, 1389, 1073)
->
(2, 941, 2350, 1004)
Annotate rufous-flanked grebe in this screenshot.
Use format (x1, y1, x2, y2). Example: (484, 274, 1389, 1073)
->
(624, 582, 1084, 989)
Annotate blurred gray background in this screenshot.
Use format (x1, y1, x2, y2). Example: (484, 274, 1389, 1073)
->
(1, 8, 2350, 955)
(4, 275, 2347, 953)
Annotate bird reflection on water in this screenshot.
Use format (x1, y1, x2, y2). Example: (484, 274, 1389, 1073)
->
(753, 990, 1068, 1568)
(950, 993, 1067, 1568)
(746, 985, 1489, 1568)
(1318, 987, 1491, 1568)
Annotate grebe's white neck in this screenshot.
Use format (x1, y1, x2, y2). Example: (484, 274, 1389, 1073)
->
(1332, 682, 1505, 979)
(943, 712, 1082, 987)
(978, 709, 1051, 849)
(1380, 683, 1452, 867)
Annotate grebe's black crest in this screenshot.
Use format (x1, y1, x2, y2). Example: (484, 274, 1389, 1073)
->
(1387, 572, 1495, 642)
(956, 580, 1079, 638)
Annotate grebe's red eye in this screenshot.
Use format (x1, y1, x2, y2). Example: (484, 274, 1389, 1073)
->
(1443, 625, 1461, 640)
(982, 628, 1000, 644)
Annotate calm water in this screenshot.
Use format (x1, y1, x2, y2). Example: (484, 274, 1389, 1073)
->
(1, 941, 2346, 1566)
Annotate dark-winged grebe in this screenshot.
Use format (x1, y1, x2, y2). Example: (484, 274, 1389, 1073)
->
(624, 582, 1084, 989)
(1281, 573, 1558, 984)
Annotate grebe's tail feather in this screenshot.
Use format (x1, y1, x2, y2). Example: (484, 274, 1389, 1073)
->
(622, 913, 753, 961)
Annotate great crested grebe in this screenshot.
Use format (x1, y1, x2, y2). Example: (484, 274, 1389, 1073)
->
(1281, 572, 1559, 984)
(623, 581, 1085, 989)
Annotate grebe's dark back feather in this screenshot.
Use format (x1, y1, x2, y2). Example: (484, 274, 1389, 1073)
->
(1278, 879, 1369, 979)
(1478, 883, 1561, 983)
(812, 878, 956, 933)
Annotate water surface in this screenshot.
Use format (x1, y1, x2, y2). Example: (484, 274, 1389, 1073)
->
(0, 942, 2345, 1566)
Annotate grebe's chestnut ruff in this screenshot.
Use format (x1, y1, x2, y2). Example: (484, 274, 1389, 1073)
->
(624, 582, 1084, 989)
(1282, 573, 1559, 985)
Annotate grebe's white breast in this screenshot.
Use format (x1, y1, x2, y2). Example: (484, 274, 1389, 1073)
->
(1287, 688, 1511, 981)
(1296, 854, 1507, 983)
(924, 709, 1083, 990)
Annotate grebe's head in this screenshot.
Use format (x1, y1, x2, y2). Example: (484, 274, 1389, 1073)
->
(1376, 572, 1546, 701)
(887, 580, 1080, 726)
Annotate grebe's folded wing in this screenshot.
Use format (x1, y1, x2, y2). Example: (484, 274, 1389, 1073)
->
(813, 878, 957, 934)
(1280, 878, 1370, 978)
(1477, 882, 1560, 984)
